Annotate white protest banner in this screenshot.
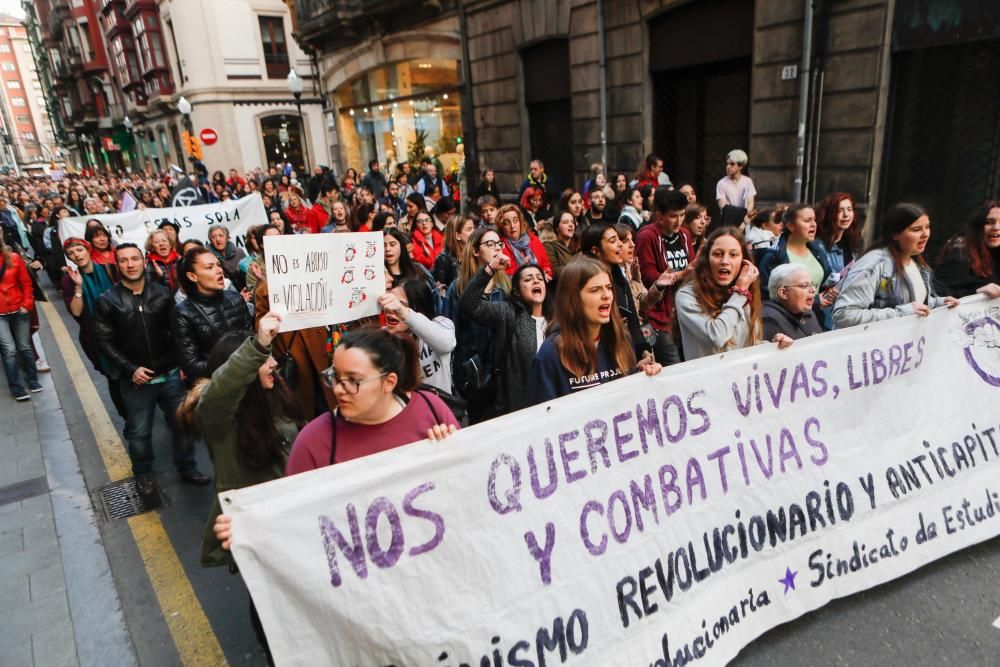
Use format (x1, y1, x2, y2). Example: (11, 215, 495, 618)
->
(262, 232, 385, 332)
(58, 192, 266, 253)
(225, 297, 1000, 666)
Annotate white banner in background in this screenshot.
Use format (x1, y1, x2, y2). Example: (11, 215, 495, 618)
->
(226, 298, 1000, 666)
(58, 192, 267, 252)
(262, 232, 385, 332)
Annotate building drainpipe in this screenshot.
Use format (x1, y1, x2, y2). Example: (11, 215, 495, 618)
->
(458, 0, 478, 214)
(597, 0, 608, 169)
(793, 0, 815, 202)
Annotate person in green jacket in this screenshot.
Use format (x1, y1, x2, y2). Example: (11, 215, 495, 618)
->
(178, 311, 303, 567)
(178, 311, 302, 663)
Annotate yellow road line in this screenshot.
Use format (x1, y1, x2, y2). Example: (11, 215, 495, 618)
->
(39, 301, 228, 667)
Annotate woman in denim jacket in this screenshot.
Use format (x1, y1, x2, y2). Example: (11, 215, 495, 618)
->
(833, 203, 958, 328)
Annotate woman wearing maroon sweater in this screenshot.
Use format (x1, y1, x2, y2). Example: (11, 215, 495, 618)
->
(213, 328, 458, 547)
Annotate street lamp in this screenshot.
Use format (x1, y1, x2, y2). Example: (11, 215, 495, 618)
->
(177, 96, 193, 133)
(286, 69, 311, 173)
(123, 115, 136, 171)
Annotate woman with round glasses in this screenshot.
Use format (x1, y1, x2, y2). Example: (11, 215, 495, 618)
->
(411, 210, 444, 269)
(290, 327, 459, 473)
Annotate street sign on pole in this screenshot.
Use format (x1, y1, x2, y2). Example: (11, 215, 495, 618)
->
(200, 128, 218, 146)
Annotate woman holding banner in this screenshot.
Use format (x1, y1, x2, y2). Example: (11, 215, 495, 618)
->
(675, 227, 794, 360)
(527, 257, 661, 405)
(833, 204, 960, 328)
(936, 201, 1000, 299)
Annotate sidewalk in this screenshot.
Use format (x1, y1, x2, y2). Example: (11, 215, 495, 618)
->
(0, 345, 136, 666)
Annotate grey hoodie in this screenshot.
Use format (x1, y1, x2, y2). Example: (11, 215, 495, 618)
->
(832, 248, 946, 329)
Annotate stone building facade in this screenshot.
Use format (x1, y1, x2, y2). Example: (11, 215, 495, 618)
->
(299, 0, 1000, 244)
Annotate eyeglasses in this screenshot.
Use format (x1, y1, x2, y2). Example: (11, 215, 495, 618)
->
(320, 368, 387, 393)
(787, 282, 817, 292)
(479, 239, 502, 249)
(415, 217, 432, 224)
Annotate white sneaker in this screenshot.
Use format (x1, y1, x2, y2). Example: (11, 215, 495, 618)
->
(36, 360, 51, 373)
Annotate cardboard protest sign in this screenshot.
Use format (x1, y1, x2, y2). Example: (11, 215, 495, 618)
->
(262, 232, 385, 332)
(225, 297, 1000, 666)
(58, 192, 266, 254)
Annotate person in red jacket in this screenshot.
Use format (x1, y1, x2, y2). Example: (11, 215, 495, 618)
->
(308, 180, 338, 231)
(497, 204, 552, 280)
(284, 191, 320, 234)
(635, 188, 692, 365)
(0, 234, 40, 400)
(410, 210, 443, 269)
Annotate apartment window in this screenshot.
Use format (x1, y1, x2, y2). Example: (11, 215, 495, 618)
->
(15, 114, 29, 122)
(132, 13, 167, 72)
(11, 97, 24, 106)
(0, 44, 10, 53)
(7, 80, 19, 89)
(36, 96, 44, 107)
(78, 21, 95, 59)
(258, 16, 288, 78)
(21, 43, 30, 54)
(1, 62, 13, 71)
(23, 131, 34, 141)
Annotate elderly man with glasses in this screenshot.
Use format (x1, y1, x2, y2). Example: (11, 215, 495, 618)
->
(763, 264, 824, 341)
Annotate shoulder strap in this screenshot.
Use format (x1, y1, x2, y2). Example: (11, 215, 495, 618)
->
(416, 390, 443, 425)
(276, 330, 299, 357)
(327, 410, 338, 466)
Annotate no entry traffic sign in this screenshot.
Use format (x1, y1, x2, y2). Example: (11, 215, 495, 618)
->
(200, 128, 218, 145)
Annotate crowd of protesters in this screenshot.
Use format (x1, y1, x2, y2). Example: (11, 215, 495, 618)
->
(1, 150, 998, 663)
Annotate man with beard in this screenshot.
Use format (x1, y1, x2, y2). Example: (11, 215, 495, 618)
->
(93, 244, 209, 494)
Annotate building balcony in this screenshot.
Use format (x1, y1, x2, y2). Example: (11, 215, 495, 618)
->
(295, 0, 452, 53)
(83, 53, 106, 74)
(53, 60, 73, 80)
(66, 46, 83, 67)
(123, 0, 156, 20)
(99, 0, 125, 15)
(99, 103, 124, 129)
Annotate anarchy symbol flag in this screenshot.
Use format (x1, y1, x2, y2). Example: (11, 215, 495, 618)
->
(170, 175, 206, 207)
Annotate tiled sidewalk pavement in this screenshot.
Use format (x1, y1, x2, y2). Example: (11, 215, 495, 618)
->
(0, 353, 136, 666)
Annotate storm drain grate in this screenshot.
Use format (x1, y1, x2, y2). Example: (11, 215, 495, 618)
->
(97, 478, 162, 521)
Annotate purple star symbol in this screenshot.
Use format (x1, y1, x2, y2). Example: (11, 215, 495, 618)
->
(779, 567, 797, 594)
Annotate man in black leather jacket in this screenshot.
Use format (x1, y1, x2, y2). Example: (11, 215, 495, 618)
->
(170, 246, 252, 380)
(93, 244, 209, 492)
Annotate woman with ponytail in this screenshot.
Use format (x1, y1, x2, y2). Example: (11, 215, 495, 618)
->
(285, 326, 458, 473)
(213, 327, 459, 555)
